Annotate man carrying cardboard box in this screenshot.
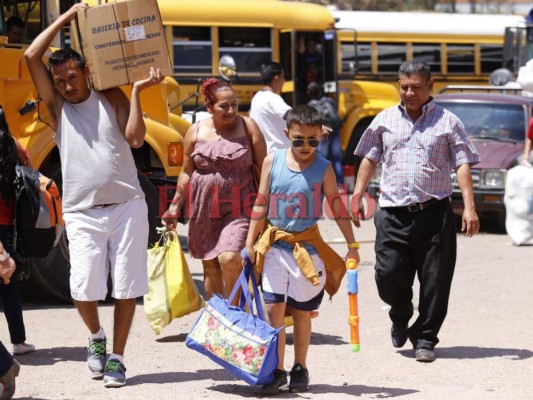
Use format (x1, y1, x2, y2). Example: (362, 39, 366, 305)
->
(71, 0, 171, 90)
(24, 2, 164, 388)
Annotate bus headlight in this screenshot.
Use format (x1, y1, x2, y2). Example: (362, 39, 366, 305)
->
(481, 169, 506, 188)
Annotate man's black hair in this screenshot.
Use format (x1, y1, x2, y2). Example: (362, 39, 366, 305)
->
(260, 62, 284, 85)
(48, 48, 86, 72)
(6, 16, 25, 31)
(287, 104, 322, 129)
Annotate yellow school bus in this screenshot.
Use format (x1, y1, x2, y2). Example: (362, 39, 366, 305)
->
(334, 10, 525, 92)
(157, 0, 400, 166)
(1, 0, 187, 300)
(333, 10, 526, 163)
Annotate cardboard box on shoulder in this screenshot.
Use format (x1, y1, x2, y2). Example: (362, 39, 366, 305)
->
(72, 0, 172, 91)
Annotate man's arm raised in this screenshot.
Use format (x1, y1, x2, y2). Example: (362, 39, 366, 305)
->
(24, 3, 88, 128)
(124, 67, 163, 148)
(105, 67, 164, 148)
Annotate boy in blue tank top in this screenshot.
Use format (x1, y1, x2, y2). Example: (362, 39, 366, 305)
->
(244, 105, 360, 395)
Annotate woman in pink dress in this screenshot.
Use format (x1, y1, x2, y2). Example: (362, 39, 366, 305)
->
(163, 79, 266, 300)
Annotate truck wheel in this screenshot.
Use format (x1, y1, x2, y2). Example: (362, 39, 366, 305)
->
(23, 245, 72, 303)
(22, 164, 71, 302)
(496, 211, 507, 233)
(23, 167, 160, 302)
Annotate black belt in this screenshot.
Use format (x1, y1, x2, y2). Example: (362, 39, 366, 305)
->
(388, 197, 441, 213)
(93, 203, 116, 208)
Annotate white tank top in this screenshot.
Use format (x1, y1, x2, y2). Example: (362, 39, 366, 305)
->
(55, 90, 144, 212)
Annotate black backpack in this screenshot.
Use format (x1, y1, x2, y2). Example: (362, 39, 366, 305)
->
(308, 97, 343, 131)
(13, 165, 64, 258)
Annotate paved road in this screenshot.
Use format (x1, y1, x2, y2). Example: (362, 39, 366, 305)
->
(3, 216, 533, 399)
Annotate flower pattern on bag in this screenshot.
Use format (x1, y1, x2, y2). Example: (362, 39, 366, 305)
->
(189, 303, 269, 375)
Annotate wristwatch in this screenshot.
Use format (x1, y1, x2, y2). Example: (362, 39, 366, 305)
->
(0, 252, 10, 262)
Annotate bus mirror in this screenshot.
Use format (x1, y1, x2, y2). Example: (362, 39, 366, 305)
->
(219, 55, 237, 82)
(489, 68, 512, 86)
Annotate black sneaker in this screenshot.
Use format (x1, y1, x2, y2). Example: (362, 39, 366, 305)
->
(260, 369, 288, 395)
(289, 363, 309, 393)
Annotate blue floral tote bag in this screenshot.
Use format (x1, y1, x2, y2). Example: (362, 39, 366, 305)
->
(185, 251, 281, 385)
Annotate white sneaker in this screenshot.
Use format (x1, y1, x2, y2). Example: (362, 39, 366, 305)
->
(87, 337, 106, 378)
(13, 342, 36, 355)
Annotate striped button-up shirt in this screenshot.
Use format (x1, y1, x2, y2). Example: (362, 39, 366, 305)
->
(355, 99, 480, 208)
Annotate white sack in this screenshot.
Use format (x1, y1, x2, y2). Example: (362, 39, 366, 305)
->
(504, 165, 533, 245)
(517, 59, 533, 94)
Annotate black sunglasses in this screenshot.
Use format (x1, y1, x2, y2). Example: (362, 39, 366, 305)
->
(291, 138, 320, 148)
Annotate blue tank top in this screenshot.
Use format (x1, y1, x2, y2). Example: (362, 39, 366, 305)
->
(268, 149, 330, 253)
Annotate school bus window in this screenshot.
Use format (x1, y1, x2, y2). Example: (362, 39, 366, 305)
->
(377, 43, 407, 73)
(480, 44, 503, 73)
(3, 3, 42, 44)
(219, 27, 271, 74)
(340, 42, 355, 74)
(172, 26, 212, 75)
(412, 43, 441, 72)
(447, 44, 475, 73)
(354, 42, 372, 73)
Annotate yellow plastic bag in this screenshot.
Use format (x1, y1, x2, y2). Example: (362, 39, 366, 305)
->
(144, 234, 205, 334)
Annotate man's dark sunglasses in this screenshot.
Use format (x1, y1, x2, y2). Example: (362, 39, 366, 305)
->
(291, 138, 320, 148)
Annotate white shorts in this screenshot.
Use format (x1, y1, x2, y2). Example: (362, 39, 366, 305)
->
(261, 246, 326, 311)
(64, 198, 149, 301)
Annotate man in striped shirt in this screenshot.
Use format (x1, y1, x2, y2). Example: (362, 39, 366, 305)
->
(351, 60, 480, 362)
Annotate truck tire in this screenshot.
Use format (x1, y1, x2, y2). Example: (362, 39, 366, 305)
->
(496, 211, 507, 233)
(22, 164, 71, 302)
(23, 166, 160, 302)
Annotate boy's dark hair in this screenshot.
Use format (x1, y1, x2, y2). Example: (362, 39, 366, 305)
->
(6, 16, 25, 31)
(260, 62, 283, 85)
(287, 104, 322, 129)
(48, 48, 86, 72)
(399, 60, 432, 82)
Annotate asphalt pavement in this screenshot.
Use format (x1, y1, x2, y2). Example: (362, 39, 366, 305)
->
(2, 215, 533, 400)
